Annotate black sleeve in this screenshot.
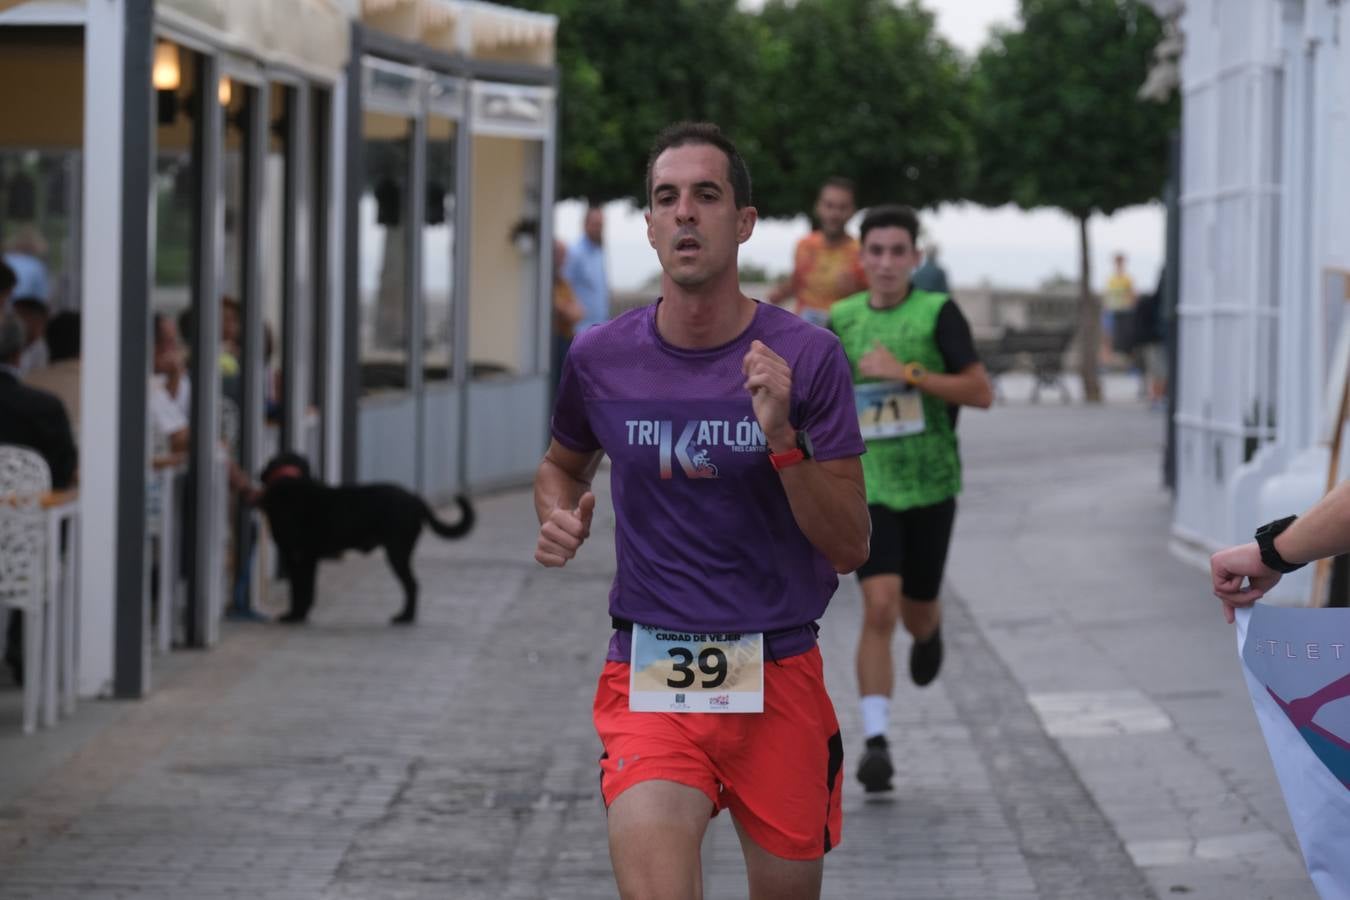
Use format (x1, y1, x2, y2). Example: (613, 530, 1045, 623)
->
(36, 394, 77, 490)
(935, 299, 980, 374)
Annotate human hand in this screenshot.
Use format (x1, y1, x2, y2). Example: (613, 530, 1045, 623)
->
(859, 340, 903, 381)
(535, 491, 596, 567)
(1210, 541, 1282, 624)
(742, 340, 793, 448)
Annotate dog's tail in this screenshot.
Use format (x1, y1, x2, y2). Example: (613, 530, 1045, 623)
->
(424, 495, 475, 539)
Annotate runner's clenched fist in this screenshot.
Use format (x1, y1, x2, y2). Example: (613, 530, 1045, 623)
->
(742, 339, 793, 447)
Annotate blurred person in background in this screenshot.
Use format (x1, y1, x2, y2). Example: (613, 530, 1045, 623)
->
(564, 205, 610, 333)
(767, 177, 868, 326)
(5, 226, 53, 374)
(1, 309, 76, 685)
(25, 311, 82, 442)
(551, 238, 584, 395)
(910, 240, 949, 294)
(1102, 252, 1136, 368)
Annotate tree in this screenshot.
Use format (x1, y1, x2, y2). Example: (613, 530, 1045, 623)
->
(972, 0, 1177, 402)
(500, 0, 973, 218)
(497, 0, 758, 204)
(744, 0, 975, 218)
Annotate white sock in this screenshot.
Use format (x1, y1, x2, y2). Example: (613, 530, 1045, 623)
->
(860, 695, 889, 739)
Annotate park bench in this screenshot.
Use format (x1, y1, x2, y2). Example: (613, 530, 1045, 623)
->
(976, 326, 1076, 404)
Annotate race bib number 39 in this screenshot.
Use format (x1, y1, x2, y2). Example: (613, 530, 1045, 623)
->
(854, 380, 925, 440)
(629, 626, 764, 713)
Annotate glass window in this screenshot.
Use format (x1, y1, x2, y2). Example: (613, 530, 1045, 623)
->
(0, 153, 79, 312)
(220, 81, 255, 453)
(471, 82, 553, 139)
(423, 115, 456, 383)
(262, 82, 292, 433)
(467, 134, 543, 379)
(306, 87, 331, 473)
(428, 74, 464, 120)
(151, 42, 203, 458)
(364, 59, 420, 115)
(0, 28, 83, 312)
(359, 110, 412, 395)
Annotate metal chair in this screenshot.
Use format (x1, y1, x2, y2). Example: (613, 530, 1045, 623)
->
(0, 445, 53, 734)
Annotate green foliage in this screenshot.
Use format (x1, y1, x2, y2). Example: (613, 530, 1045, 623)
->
(743, 0, 975, 218)
(497, 0, 757, 205)
(499, 0, 973, 218)
(969, 0, 1178, 403)
(971, 0, 1178, 218)
(737, 263, 779, 284)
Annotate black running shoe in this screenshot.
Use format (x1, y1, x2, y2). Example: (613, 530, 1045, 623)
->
(910, 627, 943, 687)
(856, 735, 893, 793)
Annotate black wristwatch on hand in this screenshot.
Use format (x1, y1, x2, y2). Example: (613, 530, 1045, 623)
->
(1254, 515, 1306, 573)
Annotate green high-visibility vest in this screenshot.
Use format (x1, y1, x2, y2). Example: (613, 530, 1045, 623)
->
(829, 289, 961, 511)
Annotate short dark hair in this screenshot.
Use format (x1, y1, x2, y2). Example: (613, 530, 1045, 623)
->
(0, 259, 15, 296)
(176, 308, 193, 345)
(820, 176, 857, 200)
(0, 312, 24, 362)
(860, 205, 920, 246)
(12, 297, 49, 320)
(645, 122, 752, 210)
(45, 311, 80, 361)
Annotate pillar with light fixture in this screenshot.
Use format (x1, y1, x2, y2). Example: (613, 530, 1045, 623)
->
(154, 40, 181, 125)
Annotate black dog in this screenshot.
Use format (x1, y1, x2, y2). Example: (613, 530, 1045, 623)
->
(257, 452, 475, 624)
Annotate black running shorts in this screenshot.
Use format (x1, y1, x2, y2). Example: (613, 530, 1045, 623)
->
(856, 498, 957, 601)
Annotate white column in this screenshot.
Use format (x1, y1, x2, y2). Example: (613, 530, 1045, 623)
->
(325, 75, 347, 485)
(77, 0, 127, 698)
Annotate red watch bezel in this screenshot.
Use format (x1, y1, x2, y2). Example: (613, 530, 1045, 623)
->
(769, 448, 806, 471)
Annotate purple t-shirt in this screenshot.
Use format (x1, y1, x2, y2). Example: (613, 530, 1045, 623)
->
(551, 300, 865, 662)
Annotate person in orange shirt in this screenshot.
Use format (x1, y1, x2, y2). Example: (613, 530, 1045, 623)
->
(768, 177, 869, 326)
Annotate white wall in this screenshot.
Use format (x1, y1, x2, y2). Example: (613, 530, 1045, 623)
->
(1171, 0, 1350, 599)
(1171, 0, 1285, 559)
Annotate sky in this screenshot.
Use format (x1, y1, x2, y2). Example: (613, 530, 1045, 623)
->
(554, 0, 1166, 295)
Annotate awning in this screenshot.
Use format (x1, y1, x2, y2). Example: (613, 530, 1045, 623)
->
(362, 0, 556, 66)
(0, 0, 351, 76)
(160, 0, 351, 76)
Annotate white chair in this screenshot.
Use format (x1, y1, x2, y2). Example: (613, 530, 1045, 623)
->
(0, 445, 53, 734)
(206, 397, 241, 645)
(148, 461, 185, 653)
(219, 396, 240, 459)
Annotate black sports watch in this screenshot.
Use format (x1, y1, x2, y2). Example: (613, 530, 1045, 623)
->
(1254, 515, 1306, 574)
(795, 428, 815, 460)
(768, 428, 814, 471)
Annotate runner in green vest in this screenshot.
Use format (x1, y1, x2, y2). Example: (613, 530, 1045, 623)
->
(828, 205, 993, 793)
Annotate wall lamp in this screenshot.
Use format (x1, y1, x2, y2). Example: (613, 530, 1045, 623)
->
(154, 40, 238, 126)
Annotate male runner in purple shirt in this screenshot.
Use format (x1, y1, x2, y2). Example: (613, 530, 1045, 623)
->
(533, 122, 870, 900)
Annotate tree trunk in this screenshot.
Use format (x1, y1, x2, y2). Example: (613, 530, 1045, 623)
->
(1077, 214, 1103, 404)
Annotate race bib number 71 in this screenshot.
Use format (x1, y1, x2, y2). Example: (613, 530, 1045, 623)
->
(854, 380, 925, 440)
(629, 626, 764, 713)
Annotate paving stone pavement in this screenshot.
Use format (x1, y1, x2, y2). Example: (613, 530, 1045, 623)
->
(947, 395, 1318, 900)
(0, 383, 1320, 899)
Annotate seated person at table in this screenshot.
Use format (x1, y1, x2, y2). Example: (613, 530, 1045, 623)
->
(0, 308, 77, 686)
(25, 311, 82, 444)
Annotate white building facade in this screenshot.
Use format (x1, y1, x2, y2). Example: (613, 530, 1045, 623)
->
(1165, 0, 1350, 604)
(0, 0, 559, 703)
